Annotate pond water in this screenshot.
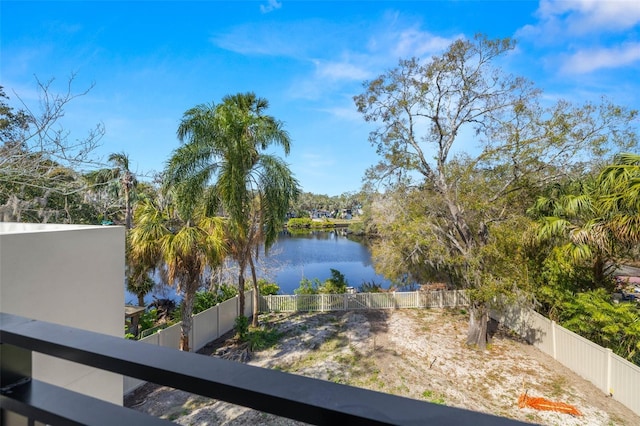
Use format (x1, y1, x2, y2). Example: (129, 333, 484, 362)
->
(125, 230, 393, 305)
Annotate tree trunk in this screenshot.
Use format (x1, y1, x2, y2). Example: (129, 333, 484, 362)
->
(124, 186, 132, 229)
(593, 255, 606, 289)
(137, 293, 145, 307)
(249, 257, 260, 327)
(179, 290, 195, 352)
(237, 268, 246, 320)
(466, 303, 490, 350)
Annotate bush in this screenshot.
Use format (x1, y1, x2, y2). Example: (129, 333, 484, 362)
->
(172, 286, 239, 322)
(319, 268, 348, 294)
(295, 277, 321, 295)
(560, 288, 640, 364)
(359, 281, 384, 293)
(287, 217, 312, 228)
(258, 279, 280, 295)
(235, 315, 249, 340)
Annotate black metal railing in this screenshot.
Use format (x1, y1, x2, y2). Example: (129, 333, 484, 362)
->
(0, 313, 529, 425)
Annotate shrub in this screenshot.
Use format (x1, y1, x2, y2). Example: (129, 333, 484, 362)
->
(235, 315, 249, 340)
(258, 279, 280, 295)
(319, 268, 348, 294)
(295, 277, 321, 295)
(287, 218, 312, 228)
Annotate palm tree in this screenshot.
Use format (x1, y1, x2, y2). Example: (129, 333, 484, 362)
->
(598, 153, 640, 245)
(108, 152, 137, 229)
(529, 176, 621, 289)
(166, 93, 299, 326)
(129, 197, 227, 351)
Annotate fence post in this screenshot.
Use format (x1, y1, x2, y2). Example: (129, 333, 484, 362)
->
(216, 305, 220, 340)
(191, 317, 196, 352)
(343, 294, 348, 311)
(606, 348, 613, 396)
(551, 320, 557, 359)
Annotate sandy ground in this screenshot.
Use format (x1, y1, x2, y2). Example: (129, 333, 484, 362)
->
(125, 309, 640, 425)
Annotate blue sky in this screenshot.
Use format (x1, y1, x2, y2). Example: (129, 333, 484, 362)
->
(2, 1, 639, 196)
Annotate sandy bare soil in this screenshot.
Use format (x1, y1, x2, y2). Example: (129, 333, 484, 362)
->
(125, 309, 640, 425)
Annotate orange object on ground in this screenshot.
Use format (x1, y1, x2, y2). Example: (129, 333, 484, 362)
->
(518, 392, 582, 416)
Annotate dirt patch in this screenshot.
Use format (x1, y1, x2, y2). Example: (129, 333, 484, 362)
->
(126, 309, 640, 425)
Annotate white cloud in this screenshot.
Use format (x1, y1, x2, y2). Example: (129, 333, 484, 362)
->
(260, 0, 282, 14)
(537, 0, 640, 34)
(559, 42, 640, 74)
(516, 0, 640, 76)
(315, 60, 370, 81)
(393, 28, 458, 58)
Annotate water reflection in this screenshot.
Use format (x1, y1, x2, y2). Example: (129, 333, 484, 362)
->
(125, 230, 391, 304)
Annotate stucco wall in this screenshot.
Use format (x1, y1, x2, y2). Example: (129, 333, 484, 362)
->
(0, 223, 125, 406)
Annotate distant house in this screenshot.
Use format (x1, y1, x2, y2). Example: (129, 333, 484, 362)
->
(310, 209, 330, 219)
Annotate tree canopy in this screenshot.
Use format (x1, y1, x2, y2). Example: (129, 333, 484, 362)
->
(354, 34, 638, 348)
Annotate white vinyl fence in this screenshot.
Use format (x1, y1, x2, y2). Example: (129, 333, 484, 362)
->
(123, 293, 253, 394)
(493, 306, 640, 417)
(260, 290, 470, 312)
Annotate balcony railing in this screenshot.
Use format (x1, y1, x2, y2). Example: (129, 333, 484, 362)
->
(1, 312, 528, 425)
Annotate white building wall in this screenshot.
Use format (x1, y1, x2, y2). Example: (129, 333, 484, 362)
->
(0, 223, 125, 406)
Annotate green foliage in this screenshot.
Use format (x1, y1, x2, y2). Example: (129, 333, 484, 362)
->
(234, 315, 249, 340)
(294, 270, 348, 295)
(310, 219, 335, 229)
(359, 281, 384, 293)
(257, 279, 280, 295)
(294, 278, 321, 295)
(138, 308, 158, 332)
(319, 268, 348, 294)
(287, 217, 312, 228)
(560, 289, 640, 365)
(245, 326, 282, 351)
(172, 287, 238, 321)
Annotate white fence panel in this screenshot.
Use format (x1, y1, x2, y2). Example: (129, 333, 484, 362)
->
(192, 306, 219, 351)
(524, 310, 559, 359)
(393, 292, 418, 308)
(555, 325, 609, 393)
(610, 353, 640, 415)
(158, 322, 182, 350)
(260, 295, 292, 312)
(218, 297, 238, 333)
(123, 333, 160, 394)
(367, 293, 398, 309)
(258, 291, 469, 313)
(244, 291, 253, 318)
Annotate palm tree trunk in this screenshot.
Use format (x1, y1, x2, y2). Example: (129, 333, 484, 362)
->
(180, 289, 195, 352)
(249, 256, 260, 327)
(124, 185, 132, 229)
(237, 268, 246, 319)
